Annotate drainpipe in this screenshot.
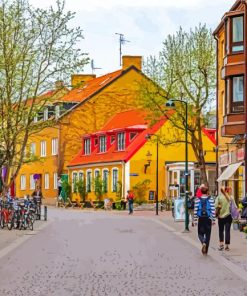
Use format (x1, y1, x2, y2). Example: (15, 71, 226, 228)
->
(244, 0, 247, 197)
(214, 33, 219, 196)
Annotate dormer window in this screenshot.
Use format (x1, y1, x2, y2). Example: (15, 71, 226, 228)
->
(84, 138, 91, 155)
(99, 136, 106, 153)
(117, 132, 125, 151)
(55, 105, 60, 119)
(44, 108, 48, 121)
(130, 132, 137, 141)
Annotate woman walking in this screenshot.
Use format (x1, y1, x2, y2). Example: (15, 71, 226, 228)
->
(215, 187, 234, 251)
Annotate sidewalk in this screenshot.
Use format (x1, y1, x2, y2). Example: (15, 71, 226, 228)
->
(124, 209, 247, 273)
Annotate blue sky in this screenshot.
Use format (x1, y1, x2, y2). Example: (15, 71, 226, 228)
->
(29, 0, 232, 75)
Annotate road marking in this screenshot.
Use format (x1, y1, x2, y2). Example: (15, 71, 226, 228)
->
(0, 221, 51, 260)
(149, 218, 247, 283)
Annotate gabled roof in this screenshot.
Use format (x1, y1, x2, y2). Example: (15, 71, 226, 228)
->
(68, 109, 169, 167)
(60, 69, 123, 103)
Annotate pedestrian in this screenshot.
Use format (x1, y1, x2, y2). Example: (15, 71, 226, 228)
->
(195, 183, 205, 198)
(187, 191, 195, 227)
(194, 185, 215, 255)
(57, 176, 62, 198)
(215, 187, 235, 251)
(127, 190, 135, 215)
(31, 185, 43, 204)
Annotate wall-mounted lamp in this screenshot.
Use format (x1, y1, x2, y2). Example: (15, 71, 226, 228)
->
(144, 150, 152, 174)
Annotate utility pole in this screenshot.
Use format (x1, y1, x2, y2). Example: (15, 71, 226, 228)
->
(115, 33, 130, 66)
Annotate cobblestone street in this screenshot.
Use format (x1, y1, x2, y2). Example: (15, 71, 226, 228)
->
(0, 208, 246, 296)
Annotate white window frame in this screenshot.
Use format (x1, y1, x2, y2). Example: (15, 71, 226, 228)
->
(99, 136, 106, 153)
(44, 107, 49, 121)
(117, 132, 125, 151)
(102, 169, 109, 193)
(78, 171, 84, 180)
(30, 142, 36, 156)
(84, 138, 91, 155)
(72, 171, 78, 192)
(44, 173, 49, 189)
(55, 105, 60, 119)
(40, 140, 47, 157)
(111, 168, 118, 192)
(53, 172, 58, 189)
(86, 169, 92, 192)
(30, 174, 35, 190)
(52, 138, 58, 156)
(20, 175, 26, 190)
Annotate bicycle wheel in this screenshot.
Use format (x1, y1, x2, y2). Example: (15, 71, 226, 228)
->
(0, 215, 4, 229)
(27, 218, 33, 231)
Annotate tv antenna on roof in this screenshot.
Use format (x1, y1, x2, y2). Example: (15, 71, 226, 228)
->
(115, 33, 130, 66)
(91, 59, 101, 74)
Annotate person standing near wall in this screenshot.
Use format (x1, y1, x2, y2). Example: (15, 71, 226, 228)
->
(127, 190, 135, 215)
(57, 176, 62, 199)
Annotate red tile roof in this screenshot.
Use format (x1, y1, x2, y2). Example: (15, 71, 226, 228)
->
(68, 109, 168, 167)
(61, 69, 123, 103)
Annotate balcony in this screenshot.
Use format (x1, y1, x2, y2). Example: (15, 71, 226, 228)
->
(221, 113, 245, 137)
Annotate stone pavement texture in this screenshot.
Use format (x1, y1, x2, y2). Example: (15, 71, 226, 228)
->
(0, 208, 246, 296)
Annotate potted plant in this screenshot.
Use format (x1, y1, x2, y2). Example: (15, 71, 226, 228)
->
(232, 219, 240, 230)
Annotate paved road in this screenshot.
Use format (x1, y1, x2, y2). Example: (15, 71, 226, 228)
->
(0, 208, 246, 296)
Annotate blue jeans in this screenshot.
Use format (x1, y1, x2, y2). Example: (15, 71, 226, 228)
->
(128, 200, 133, 214)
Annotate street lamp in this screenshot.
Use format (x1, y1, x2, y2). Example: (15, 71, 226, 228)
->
(145, 134, 159, 216)
(166, 99, 189, 232)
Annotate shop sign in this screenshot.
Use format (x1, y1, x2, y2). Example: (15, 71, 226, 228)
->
(219, 153, 229, 167)
(237, 148, 244, 161)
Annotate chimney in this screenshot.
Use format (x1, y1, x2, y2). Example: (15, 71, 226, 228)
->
(55, 80, 64, 89)
(71, 74, 96, 88)
(122, 55, 142, 71)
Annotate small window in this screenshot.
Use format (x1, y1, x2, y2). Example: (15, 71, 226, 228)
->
(44, 173, 49, 189)
(40, 141, 47, 157)
(130, 132, 137, 141)
(20, 175, 26, 190)
(117, 133, 125, 151)
(231, 16, 244, 52)
(52, 138, 58, 155)
(78, 171, 84, 180)
(30, 143, 36, 156)
(112, 169, 118, 192)
(30, 174, 35, 190)
(44, 108, 49, 121)
(84, 138, 91, 155)
(94, 170, 100, 179)
(102, 170, 109, 193)
(86, 171, 92, 192)
(99, 136, 106, 153)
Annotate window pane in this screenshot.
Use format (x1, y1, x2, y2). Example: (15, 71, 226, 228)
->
(232, 16, 243, 43)
(233, 76, 244, 102)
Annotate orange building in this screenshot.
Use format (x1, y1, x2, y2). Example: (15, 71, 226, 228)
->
(214, 0, 246, 201)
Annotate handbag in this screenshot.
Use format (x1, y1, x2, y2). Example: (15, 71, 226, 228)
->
(230, 199, 240, 220)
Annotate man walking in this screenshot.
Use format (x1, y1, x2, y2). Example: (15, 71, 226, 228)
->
(194, 185, 215, 255)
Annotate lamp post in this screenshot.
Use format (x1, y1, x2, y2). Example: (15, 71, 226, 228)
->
(145, 134, 159, 215)
(166, 99, 189, 232)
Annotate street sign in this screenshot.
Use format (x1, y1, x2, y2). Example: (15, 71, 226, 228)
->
(129, 173, 139, 176)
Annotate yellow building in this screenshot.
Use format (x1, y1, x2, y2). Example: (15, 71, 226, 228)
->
(68, 109, 216, 202)
(15, 56, 157, 202)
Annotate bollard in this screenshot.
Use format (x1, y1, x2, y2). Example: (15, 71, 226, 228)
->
(44, 206, 47, 221)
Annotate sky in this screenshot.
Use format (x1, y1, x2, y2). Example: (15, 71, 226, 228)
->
(29, 0, 232, 76)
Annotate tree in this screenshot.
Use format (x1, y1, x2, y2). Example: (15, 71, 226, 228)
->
(94, 175, 104, 201)
(0, 0, 88, 193)
(141, 24, 216, 185)
(132, 179, 151, 205)
(75, 178, 87, 202)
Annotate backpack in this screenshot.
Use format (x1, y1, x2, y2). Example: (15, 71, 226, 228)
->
(187, 197, 195, 209)
(197, 197, 211, 218)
